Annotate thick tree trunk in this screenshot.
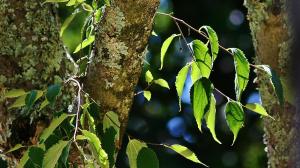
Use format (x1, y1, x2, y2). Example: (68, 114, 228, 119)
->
(244, 0, 298, 167)
(0, 0, 73, 166)
(84, 0, 159, 146)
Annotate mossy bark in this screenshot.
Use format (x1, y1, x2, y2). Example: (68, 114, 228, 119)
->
(84, 0, 159, 147)
(244, 0, 298, 167)
(0, 0, 73, 166)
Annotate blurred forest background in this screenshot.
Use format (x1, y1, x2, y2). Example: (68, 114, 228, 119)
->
(59, 0, 266, 167)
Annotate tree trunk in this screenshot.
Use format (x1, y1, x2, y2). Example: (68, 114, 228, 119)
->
(244, 0, 298, 167)
(84, 0, 159, 147)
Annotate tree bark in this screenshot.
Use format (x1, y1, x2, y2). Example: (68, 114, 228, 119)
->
(0, 0, 72, 166)
(84, 0, 159, 147)
(244, 0, 298, 167)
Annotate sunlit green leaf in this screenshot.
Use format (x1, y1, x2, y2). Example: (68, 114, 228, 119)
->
(8, 95, 26, 109)
(205, 94, 221, 144)
(229, 48, 250, 100)
(137, 147, 159, 168)
(73, 35, 95, 53)
(104, 0, 110, 6)
(154, 79, 170, 89)
(245, 103, 273, 119)
(4, 89, 27, 98)
(160, 34, 180, 70)
(143, 91, 151, 101)
(103, 111, 120, 141)
(126, 139, 147, 168)
(175, 64, 190, 111)
(66, 0, 76, 6)
(145, 70, 153, 84)
(17, 150, 29, 168)
(39, 113, 70, 143)
(5, 144, 24, 154)
(192, 78, 213, 132)
(39, 99, 50, 111)
(82, 3, 93, 12)
(43, 140, 69, 168)
(164, 144, 208, 167)
(60, 9, 80, 37)
(190, 61, 201, 84)
(82, 130, 109, 168)
(257, 65, 284, 106)
(200, 26, 219, 62)
(192, 40, 212, 78)
(225, 101, 244, 145)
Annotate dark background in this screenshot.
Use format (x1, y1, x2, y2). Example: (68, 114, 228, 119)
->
(61, 0, 267, 167)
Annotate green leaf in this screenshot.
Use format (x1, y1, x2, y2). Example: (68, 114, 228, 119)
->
(137, 147, 159, 168)
(8, 95, 26, 109)
(102, 127, 117, 168)
(60, 9, 80, 37)
(39, 113, 70, 143)
(229, 48, 250, 100)
(46, 84, 61, 104)
(192, 40, 212, 78)
(205, 94, 221, 144)
(66, 0, 76, 6)
(257, 65, 284, 106)
(28, 147, 44, 167)
(17, 150, 29, 168)
(200, 26, 219, 62)
(5, 144, 24, 154)
(104, 0, 110, 6)
(160, 34, 180, 70)
(43, 140, 69, 168)
(190, 62, 201, 84)
(73, 35, 95, 53)
(145, 70, 153, 84)
(103, 111, 120, 141)
(154, 79, 170, 89)
(164, 144, 208, 167)
(126, 139, 147, 168)
(175, 64, 190, 111)
(143, 91, 151, 101)
(82, 3, 93, 12)
(225, 101, 244, 145)
(4, 89, 27, 98)
(192, 78, 213, 132)
(25, 90, 37, 111)
(81, 130, 109, 168)
(245, 103, 273, 119)
(39, 99, 50, 111)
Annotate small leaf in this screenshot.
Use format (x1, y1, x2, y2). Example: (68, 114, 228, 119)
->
(192, 78, 213, 132)
(175, 64, 190, 111)
(28, 147, 44, 167)
(190, 62, 201, 84)
(46, 84, 61, 104)
(60, 9, 80, 36)
(25, 90, 37, 111)
(145, 70, 153, 84)
(43, 140, 69, 168)
(137, 147, 159, 168)
(192, 40, 212, 78)
(39, 113, 70, 143)
(205, 94, 221, 144)
(143, 91, 151, 101)
(44, 0, 68, 3)
(39, 99, 50, 111)
(5, 144, 24, 154)
(164, 144, 208, 167)
(245, 103, 273, 119)
(225, 101, 244, 145)
(154, 79, 170, 89)
(126, 139, 147, 168)
(200, 26, 219, 62)
(103, 111, 120, 141)
(81, 130, 109, 168)
(4, 89, 27, 98)
(229, 48, 250, 100)
(73, 35, 95, 53)
(257, 65, 284, 106)
(66, 0, 76, 6)
(17, 150, 29, 168)
(104, 0, 110, 6)
(160, 34, 180, 70)
(82, 3, 93, 12)
(8, 95, 26, 109)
